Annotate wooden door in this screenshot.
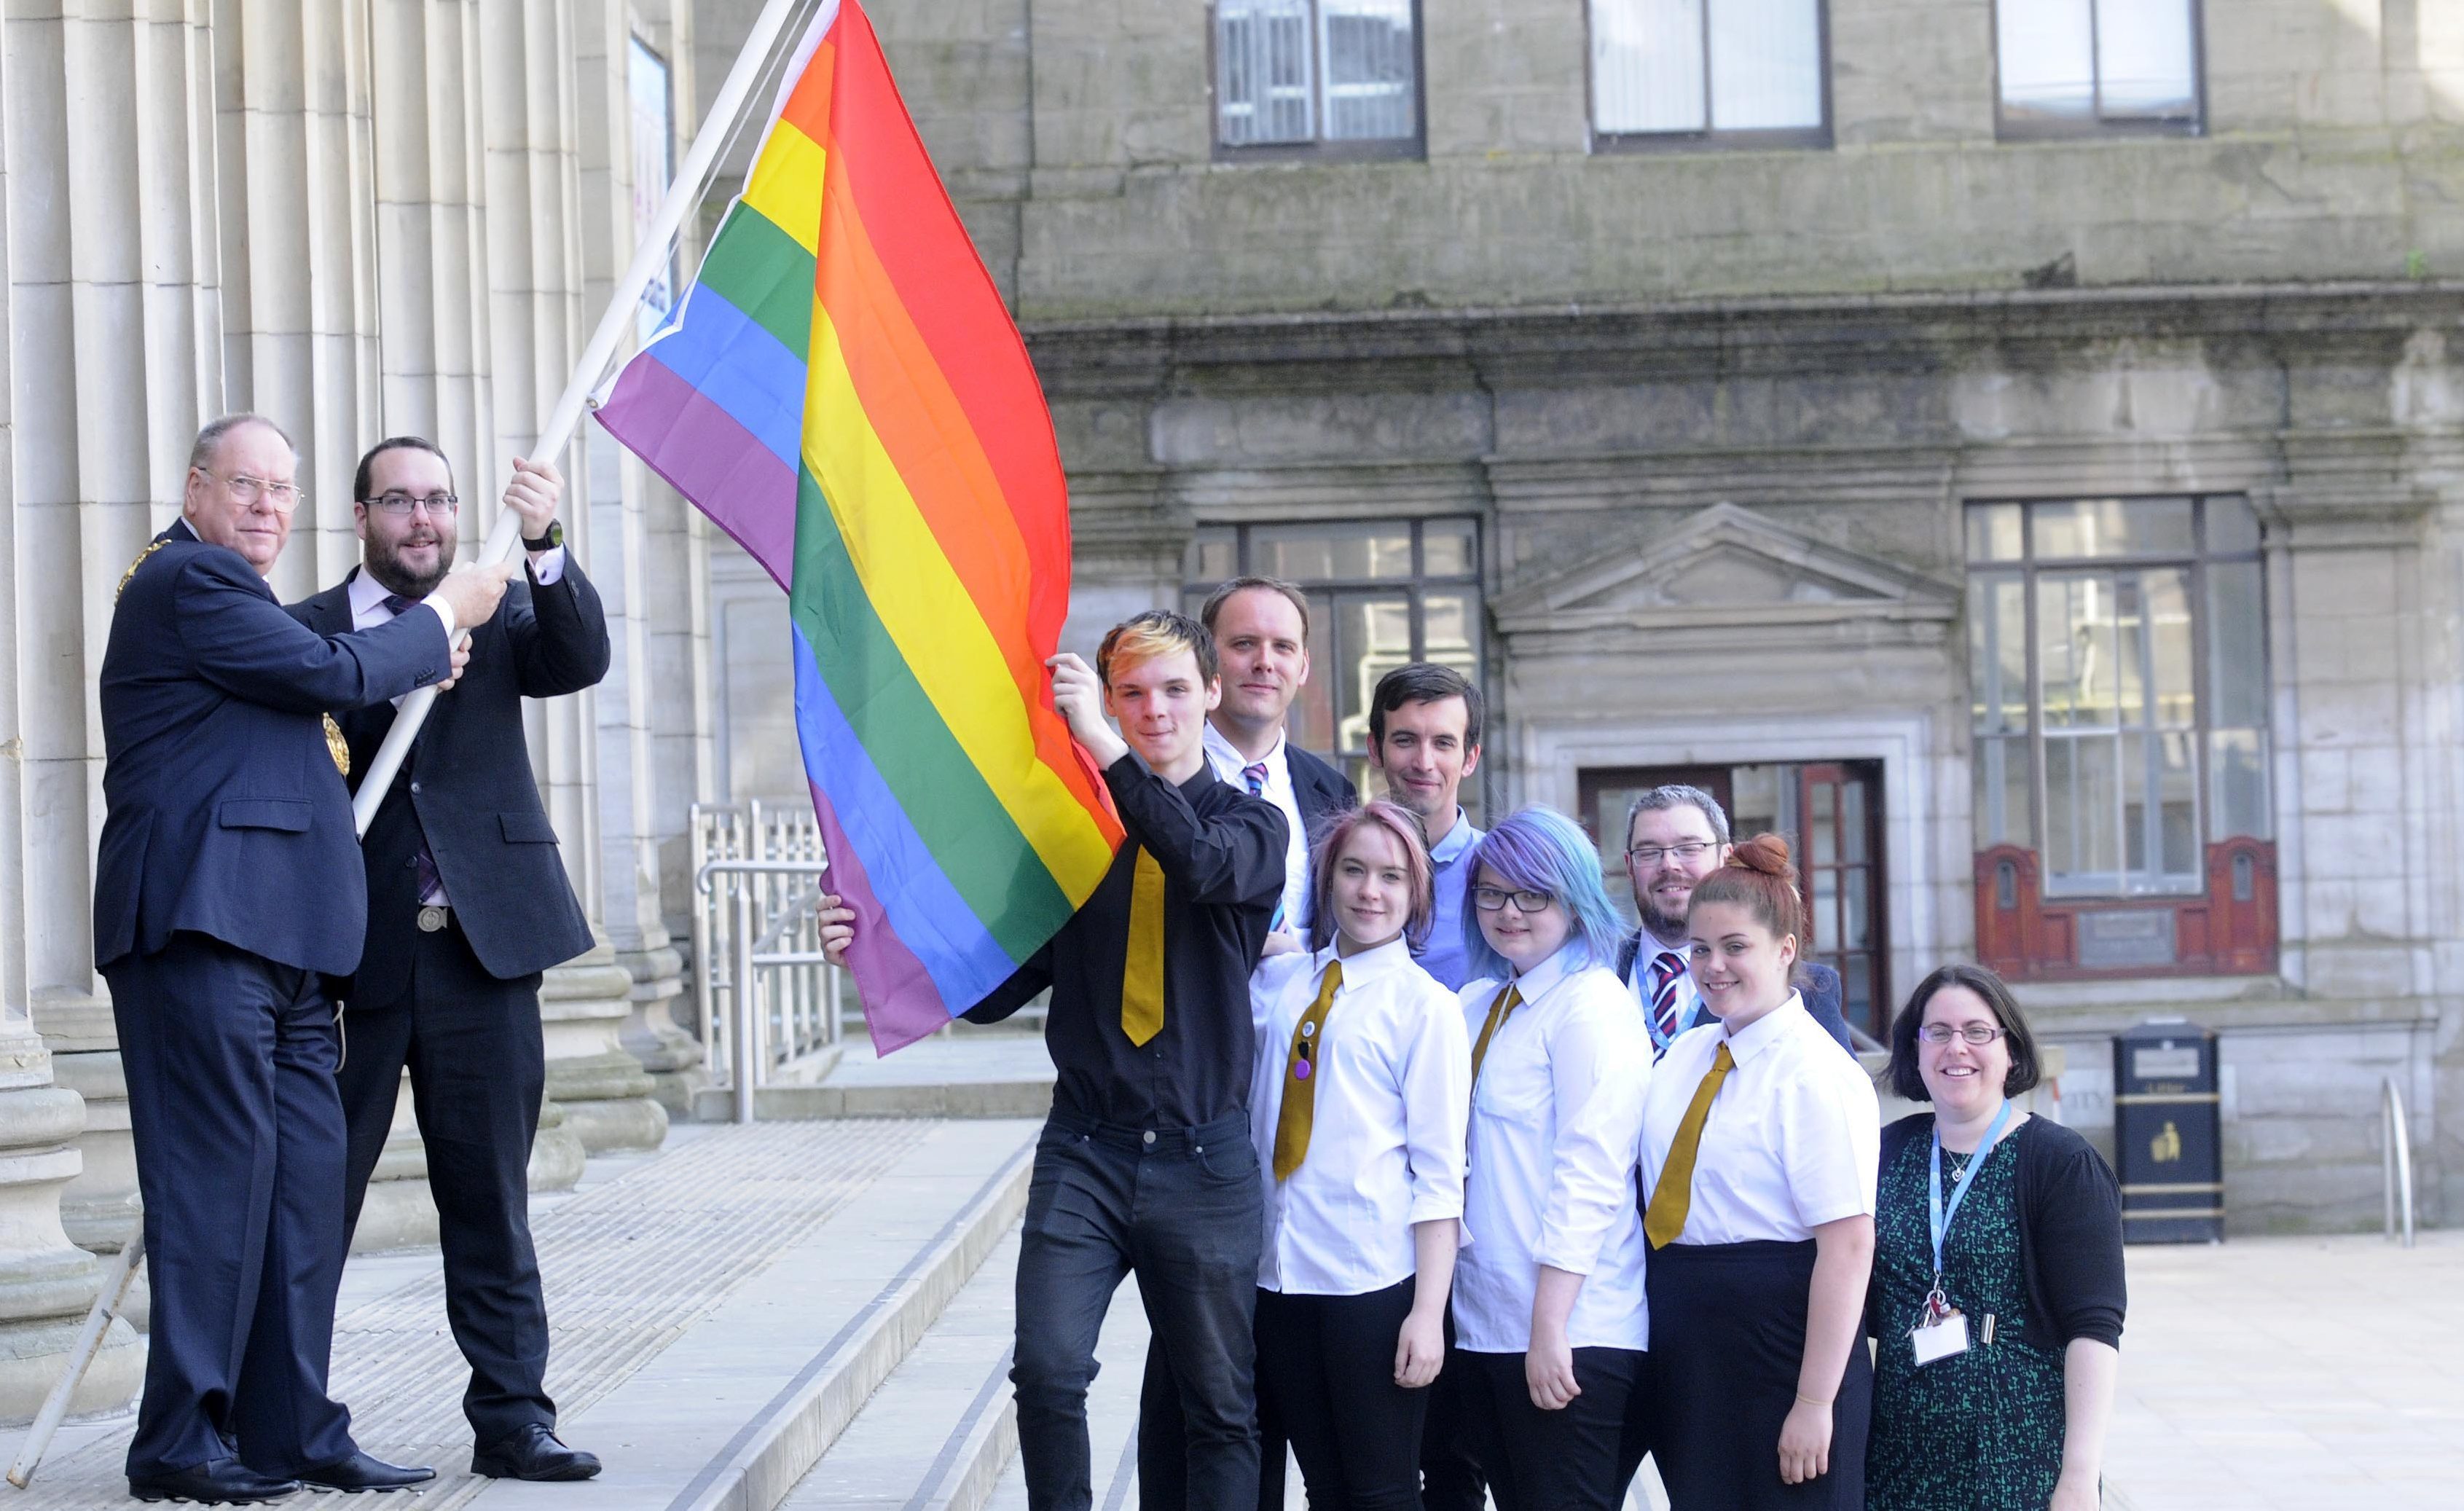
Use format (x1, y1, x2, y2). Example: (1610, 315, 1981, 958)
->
(1796, 762, 1887, 1039)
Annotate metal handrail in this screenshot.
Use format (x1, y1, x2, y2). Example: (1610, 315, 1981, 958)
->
(2383, 1076, 2416, 1249)
(697, 859, 836, 1124)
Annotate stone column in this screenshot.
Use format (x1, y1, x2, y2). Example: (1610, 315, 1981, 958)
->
(479, 0, 662, 1150)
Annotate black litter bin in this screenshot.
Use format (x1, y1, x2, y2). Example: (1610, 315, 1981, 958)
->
(2113, 1019, 2223, 1243)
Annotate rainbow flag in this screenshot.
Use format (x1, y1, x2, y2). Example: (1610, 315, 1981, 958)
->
(595, 0, 1121, 1051)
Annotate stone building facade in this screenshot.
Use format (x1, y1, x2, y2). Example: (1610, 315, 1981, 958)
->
(798, 0, 2464, 1236)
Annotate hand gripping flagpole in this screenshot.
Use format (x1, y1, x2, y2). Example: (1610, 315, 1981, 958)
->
(351, 0, 812, 837)
(6, 5, 817, 1491)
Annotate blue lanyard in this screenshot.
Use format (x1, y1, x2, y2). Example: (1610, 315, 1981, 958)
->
(1926, 1101, 2013, 1282)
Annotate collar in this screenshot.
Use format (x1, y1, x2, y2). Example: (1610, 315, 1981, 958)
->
(168, 518, 199, 544)
(1203, 721, 1285, 780)
(1721, 991, 1808, 1067)
(345, 564, 401, 621)
(1506, 938, 1589, 1001)
(1429, 811, 1479, 866)
(1314, 934, 1413, 989)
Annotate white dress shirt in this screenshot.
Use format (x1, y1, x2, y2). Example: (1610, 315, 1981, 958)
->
(1452, 943, 1653, 1354)
(1204, 723, 1310, 928)
(1636, 992, 1880, 1252)
(346, 551, 563, 906)
(1248, 937, 1470, 1295)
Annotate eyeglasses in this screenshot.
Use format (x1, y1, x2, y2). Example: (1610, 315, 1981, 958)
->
(1628, 841, 1714, 866)
(1472, 887, 1555, 914)
(1919, 1023, 2008, 1046)
(362, 492, 460, 517)
(197, 468, 304, 513)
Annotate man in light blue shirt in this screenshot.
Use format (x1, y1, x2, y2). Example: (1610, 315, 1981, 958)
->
(1366, 663, 1484, 989)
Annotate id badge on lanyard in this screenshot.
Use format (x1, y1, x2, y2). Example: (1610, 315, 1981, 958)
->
(1910, 1101, 2012, 1367)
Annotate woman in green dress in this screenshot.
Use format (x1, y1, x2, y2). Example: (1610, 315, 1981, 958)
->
(1866, 965, 2124, 1511)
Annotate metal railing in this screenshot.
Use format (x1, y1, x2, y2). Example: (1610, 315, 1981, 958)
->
(689, 800, 849, 1122)
(2382, 1075, 2416, 1249)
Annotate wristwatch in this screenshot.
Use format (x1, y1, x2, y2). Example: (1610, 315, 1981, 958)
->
(523, 519, 563, 552)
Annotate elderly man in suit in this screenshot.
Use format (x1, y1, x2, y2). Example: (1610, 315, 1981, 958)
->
(287, 436, 611, 1483)
(95, 413, 510, 1504)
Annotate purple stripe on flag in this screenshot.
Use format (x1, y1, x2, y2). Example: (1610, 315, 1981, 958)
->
(594, 356, 799, 592)
(804, 785, 953, 1055)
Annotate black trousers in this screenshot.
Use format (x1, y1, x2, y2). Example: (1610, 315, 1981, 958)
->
(105, 933, 359, 1477)
(334, 911, 552, 1444)
(1013, 1112, 1262, 1511)
(1418, 1311, 1491, 1511)
(1467, 1346, 1647, 1511)
(1253, 1279, 1428, 1511)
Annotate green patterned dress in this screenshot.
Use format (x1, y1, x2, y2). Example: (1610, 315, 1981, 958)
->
(1866, 1120, 2069, 1511)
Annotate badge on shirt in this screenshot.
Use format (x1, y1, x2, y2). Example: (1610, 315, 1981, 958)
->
(1910, 1284, 1969, 1366)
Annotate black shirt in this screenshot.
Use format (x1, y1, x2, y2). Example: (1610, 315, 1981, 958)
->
(968, 752, 1287, 1129)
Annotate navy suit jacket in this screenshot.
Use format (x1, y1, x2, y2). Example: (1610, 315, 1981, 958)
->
(94, 521, 453, 976)
(289, 559, 609, 1001)
(1286, 743, 1357, 841)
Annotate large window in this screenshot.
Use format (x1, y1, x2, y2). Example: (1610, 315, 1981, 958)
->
(1589, 0, 1829, 148)
(1996, 0, 2200, 138)
(1186, 519, 1481, 790)
(1214, 1, 1421, 157)
(1969, 496, 2267, 898)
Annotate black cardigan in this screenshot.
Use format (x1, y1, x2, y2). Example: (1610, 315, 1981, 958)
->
(1869, 1112, 2127, 1351)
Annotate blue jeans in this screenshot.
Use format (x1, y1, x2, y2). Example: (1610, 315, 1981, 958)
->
(1012, 1110, 1263, 1511)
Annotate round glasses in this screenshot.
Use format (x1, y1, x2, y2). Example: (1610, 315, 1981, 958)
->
(1918, 1023, 2007, 1046)
(197, 468, 305, 514)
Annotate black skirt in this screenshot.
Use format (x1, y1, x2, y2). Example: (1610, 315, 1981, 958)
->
(1647, 1239, 1871, 1510)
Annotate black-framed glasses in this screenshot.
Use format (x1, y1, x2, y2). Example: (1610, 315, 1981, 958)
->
(363, 492, 460, 517)
(1472, 886, 1555, 914)
(1627, 841, 1714, 866)
(1919, 1023, 2007, 1046)
(197, 468, 304, 514)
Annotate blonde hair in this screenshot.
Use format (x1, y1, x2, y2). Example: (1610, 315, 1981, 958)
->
(1096, 610, 1218, 687)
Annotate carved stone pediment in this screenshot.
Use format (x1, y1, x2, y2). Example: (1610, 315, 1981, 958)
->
(1491, 503, 1958, 640)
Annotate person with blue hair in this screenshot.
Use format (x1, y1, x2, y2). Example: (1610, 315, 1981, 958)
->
(1444, 806, 1655, 1511)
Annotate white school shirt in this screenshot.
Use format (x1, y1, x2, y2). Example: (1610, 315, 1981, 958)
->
(1204, 723, 1311, 930)
(1249, 937, 1470, 1295)
(1636, 992, 1880, 1255)
(1451, 943, 1653, 1354)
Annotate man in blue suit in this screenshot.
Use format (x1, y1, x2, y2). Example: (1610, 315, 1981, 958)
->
(289, 436, 610, 1483)
(95, 413, 511, 1504)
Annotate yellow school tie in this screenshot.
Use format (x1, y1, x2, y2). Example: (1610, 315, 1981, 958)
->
(1271, 961, 1343, 1181)
(1644, 1042, 1735, 1249)
(1467, 983, 1522, 1088)
(1121, 847, 1166, 1047)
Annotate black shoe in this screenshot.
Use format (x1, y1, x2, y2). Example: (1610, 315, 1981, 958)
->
(127, 1458, 301, 1504)
(469, 1424, 602, 1482)
(293, 1452, 435, 1493)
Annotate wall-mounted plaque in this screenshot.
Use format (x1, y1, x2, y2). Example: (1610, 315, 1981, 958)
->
(2076, 908, 2177, 970)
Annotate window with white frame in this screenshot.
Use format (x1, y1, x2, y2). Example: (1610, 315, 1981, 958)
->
(1589, 0, 1828, 146)
(1967, 496, 2268, 898)
(1996, 0, 2200, 136)
(1215, 1, 1420, 154)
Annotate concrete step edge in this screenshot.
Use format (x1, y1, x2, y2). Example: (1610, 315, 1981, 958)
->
(692, 1082, 1057, 1123)
(675, 1143, 1033, 1511)
(919, 1354, 1017, 1511)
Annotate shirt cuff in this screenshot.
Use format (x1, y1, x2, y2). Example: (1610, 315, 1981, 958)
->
(527, 543, 566, 584)
(419, 594, 458, 641)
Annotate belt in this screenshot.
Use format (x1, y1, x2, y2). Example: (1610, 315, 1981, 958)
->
(416, 903, 451, 933)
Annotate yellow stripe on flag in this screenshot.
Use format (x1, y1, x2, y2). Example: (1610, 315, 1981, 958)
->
(801, 310, 1117, 897)
(744, 121, 828, 255)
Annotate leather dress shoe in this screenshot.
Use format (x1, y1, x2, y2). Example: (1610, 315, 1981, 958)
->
(469, 1423, 602, 1481)
(294, 1451, 435, 1493)
(127, 1457, 301, 1504)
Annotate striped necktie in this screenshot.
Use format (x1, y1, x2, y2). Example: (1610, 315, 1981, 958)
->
(1121, 847, 1166, 1045)
(1644, 1042, 1735, 1248)
(1271, 961, 1343, 1180)
(1242, 761, 1268, 797)
(1649, 950, 1687, 1053)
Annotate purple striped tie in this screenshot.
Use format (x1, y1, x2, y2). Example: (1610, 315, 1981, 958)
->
(1650, 950, 1687, 1049)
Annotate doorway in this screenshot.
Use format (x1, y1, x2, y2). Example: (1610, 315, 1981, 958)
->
(1579, 761, 1888, 1038)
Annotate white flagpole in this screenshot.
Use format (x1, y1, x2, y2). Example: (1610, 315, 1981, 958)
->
(353, 0, 812, 836)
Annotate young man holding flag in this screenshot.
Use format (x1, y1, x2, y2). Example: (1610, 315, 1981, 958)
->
(820, 611, 1285, 1511)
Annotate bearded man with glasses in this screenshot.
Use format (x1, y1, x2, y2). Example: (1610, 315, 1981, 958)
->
(1614, 785, 1856, 1059)
(284, 435, 611, 1483)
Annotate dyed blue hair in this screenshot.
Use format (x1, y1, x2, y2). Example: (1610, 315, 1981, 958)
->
(1459, 805, 1628, 984)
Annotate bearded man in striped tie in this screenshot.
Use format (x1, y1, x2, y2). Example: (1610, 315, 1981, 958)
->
(819, 610, 1287, 1511)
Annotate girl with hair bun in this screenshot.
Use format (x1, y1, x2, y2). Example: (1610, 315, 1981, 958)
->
(1558, 834, 1880, 1507)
